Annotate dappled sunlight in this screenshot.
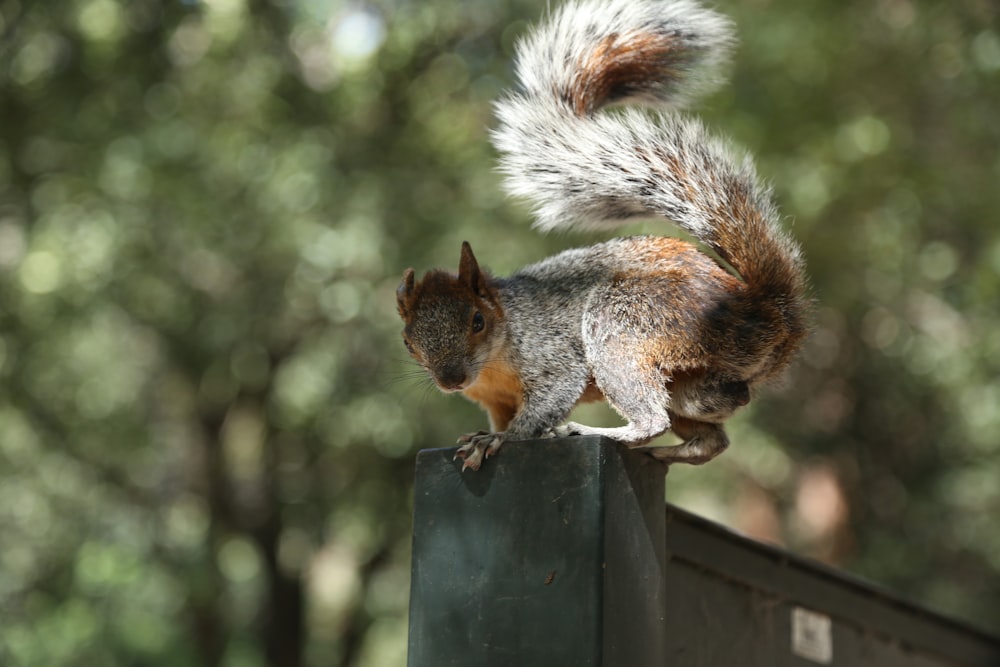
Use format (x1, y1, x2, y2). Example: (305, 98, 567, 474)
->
(1, 0, 1000, 663)
(792, 461, 852, 564)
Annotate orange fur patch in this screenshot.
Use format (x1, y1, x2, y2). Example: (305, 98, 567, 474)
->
(572, 33, 678, 116)
(462, 360, 525, 431)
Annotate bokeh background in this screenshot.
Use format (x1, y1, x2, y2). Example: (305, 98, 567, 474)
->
(2, 0, 999, 664)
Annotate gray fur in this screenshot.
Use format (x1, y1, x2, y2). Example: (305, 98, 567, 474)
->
(493, 237, 745, 452)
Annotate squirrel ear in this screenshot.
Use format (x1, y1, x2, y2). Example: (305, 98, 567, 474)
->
(396, 268, 415, 316)
(458, 241, 484, 294)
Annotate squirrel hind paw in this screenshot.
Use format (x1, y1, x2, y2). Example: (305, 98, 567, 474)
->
(455, 432, 506, 471)
(647, 423, 729, 465)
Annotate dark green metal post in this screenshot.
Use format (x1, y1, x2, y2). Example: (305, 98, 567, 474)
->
(406, 436, 667, 667)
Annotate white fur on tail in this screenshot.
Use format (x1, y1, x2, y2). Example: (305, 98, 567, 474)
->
(492, 0, 803, 293)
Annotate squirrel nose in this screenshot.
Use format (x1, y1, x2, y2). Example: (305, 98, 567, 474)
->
(436, 367, 468, 391)
(723, 381, 750, 407)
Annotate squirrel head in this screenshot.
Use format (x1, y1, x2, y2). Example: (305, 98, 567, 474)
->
(396, 242, 505, 393)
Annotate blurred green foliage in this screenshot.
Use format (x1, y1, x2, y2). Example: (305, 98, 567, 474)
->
(0, 0, 998, 664)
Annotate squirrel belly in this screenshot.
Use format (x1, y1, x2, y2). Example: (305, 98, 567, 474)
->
(397, 0, 809, 471)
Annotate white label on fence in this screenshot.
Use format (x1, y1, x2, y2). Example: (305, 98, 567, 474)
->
(791, 606, 833, 664)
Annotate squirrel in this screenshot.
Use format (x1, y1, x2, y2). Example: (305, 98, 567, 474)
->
(396, 0, 809, 471)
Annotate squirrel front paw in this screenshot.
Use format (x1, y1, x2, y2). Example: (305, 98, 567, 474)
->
(455, 431, 506, 471)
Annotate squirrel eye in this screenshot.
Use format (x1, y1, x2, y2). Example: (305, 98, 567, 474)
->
(402, 336, 415, 354)
(471, 311, 485, 333)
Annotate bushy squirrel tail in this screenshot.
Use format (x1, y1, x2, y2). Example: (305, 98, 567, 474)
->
(492, 0, 807, 323)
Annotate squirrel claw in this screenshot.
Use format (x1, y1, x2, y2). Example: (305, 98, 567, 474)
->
(456, 431, 488, 445)
(454, 432, 505, 471)
(458, 444, 485, 471)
